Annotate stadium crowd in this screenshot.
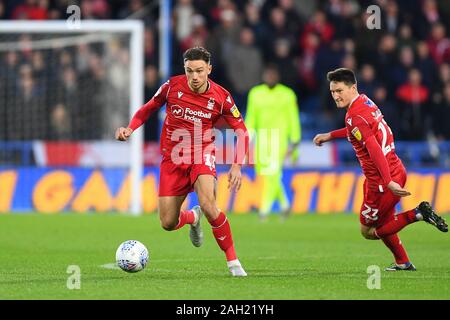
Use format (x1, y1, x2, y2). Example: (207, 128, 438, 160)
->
(0, 0, 450, 142)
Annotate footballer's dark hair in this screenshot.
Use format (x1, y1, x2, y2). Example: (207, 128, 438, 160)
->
(326, 68, 357, 85)
(183, 46, 211, 64)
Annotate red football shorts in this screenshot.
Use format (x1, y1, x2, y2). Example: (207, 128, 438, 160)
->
(158, 157, 217, 196)
(359, 168, 407, 227)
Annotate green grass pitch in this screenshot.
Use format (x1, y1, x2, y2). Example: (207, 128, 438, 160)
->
(0, 213, 449, 300)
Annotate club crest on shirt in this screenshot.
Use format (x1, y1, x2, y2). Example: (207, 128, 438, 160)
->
(364, 98, 376, 108)
(207, 98, 215, 110)
(371, 109, 382, 119)
(351, 127, 362, 141)
(230, 104, 240, 118)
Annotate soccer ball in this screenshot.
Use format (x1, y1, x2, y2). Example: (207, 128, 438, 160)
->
(115, 240, 149, 273)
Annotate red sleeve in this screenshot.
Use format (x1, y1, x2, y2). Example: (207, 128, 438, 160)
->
(222, 98, 249, 165)
(365, 135, 392, 185)
(347, 114, 374, 145)
(128, 81, 170, 130)
(330, 128, 347, 139)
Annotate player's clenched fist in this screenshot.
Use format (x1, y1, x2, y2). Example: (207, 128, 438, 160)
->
(313, 132, 332, 146)
(115, 127, 133, 141)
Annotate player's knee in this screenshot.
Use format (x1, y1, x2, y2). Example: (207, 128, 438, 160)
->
(160, 220, 177, 231)
(159, 215, 177, 231)
(361, 229, 377, 240)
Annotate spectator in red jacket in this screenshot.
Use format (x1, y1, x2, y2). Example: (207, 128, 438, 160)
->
(11, 0, 48, 20)
(396, 69, 430, 140)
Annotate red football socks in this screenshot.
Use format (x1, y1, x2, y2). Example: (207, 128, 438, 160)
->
(381, 233, 410, 264)
(375, 209, 417, 238)
(174, 210, 195, 230)
(209, 212, 237, 261)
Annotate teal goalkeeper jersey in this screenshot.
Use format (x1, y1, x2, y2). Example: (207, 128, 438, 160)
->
(245, 83, 301, 171)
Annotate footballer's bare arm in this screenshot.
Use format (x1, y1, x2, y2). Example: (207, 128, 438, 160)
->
(387, 181, 411, 197)
(313, 133, 332, 146)
(115, 127, 133, 141)
(228, 164, 242, 192)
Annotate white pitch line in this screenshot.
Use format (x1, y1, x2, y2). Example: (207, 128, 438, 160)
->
(100, 263, 120, 270)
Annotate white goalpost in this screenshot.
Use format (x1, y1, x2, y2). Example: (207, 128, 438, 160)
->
(0, 21, 144, 215)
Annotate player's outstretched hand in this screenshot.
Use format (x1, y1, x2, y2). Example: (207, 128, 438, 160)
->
(115, 127, 133, 141)
(313, 133, 332, 146)
(387, 181, 411, 197)
(228, 164, 242, 192)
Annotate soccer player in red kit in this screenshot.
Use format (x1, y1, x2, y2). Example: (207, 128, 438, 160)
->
(115, 47, 248, 276)
(314, 68, 447, 271)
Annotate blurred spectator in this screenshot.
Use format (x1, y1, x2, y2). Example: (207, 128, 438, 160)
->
(427, 22, 450, 65)
(0, 51, 19, 139)
(391, 46, 415, 89)
(278, 0, 304, 36)
(174, 0, 195, 42)
(244, 2, 266, 48)
(50, 103, 71, 140)
(415, 0, 441, 39)
(272, 37, 298, 90)
(144, 27, 159, 66)
(76, 53, 105, 139)
(297, 31, 320, 94)
(397, 24, 416, 49)
(262, 7, 293, 61)
(432, 82, 450, 140)
(225, 27, 263, 113)
(374, 34, 398, 87)
(208, 0, 236, 24)
(143, 65, 160, 142)
(206, 7, 241, 85)
(358, 64, 379, 98)
(314, 39, 347, 93)
(325, 0, 358, 40)
(8, 64, 47, 140)
(340, 52, 356, 70)
(11, 0, 48, 20)
(297, 0, 319, 17)
(416, 40, 438, 88)
(382, 0, 402, 34)
(300, 10, 334, 49)
(396, 68, 430, 140)
(104, 42, 130, 140)
(354, 10, 383, 65)
(180, 14, 209, 52)
(0, 0, 5, 19)
(81, 0, 109, 19)
(431, 63, 450, 105)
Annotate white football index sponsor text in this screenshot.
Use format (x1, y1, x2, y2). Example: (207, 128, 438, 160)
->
(171, 105, 212, 123)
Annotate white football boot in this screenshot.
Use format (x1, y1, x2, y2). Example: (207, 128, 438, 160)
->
(227, 259, 247, 277)
(190, 205, 204, 247)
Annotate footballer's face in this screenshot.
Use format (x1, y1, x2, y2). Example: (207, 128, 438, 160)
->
(184, 59, 212, 93)
(330, 81, 357, 109)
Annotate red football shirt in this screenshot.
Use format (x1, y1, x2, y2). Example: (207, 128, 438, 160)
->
(345, 94, 404, 191)
(129, 75, 248, 164)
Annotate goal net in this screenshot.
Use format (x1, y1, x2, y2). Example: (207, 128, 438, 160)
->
(0, 21, 144, 214)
